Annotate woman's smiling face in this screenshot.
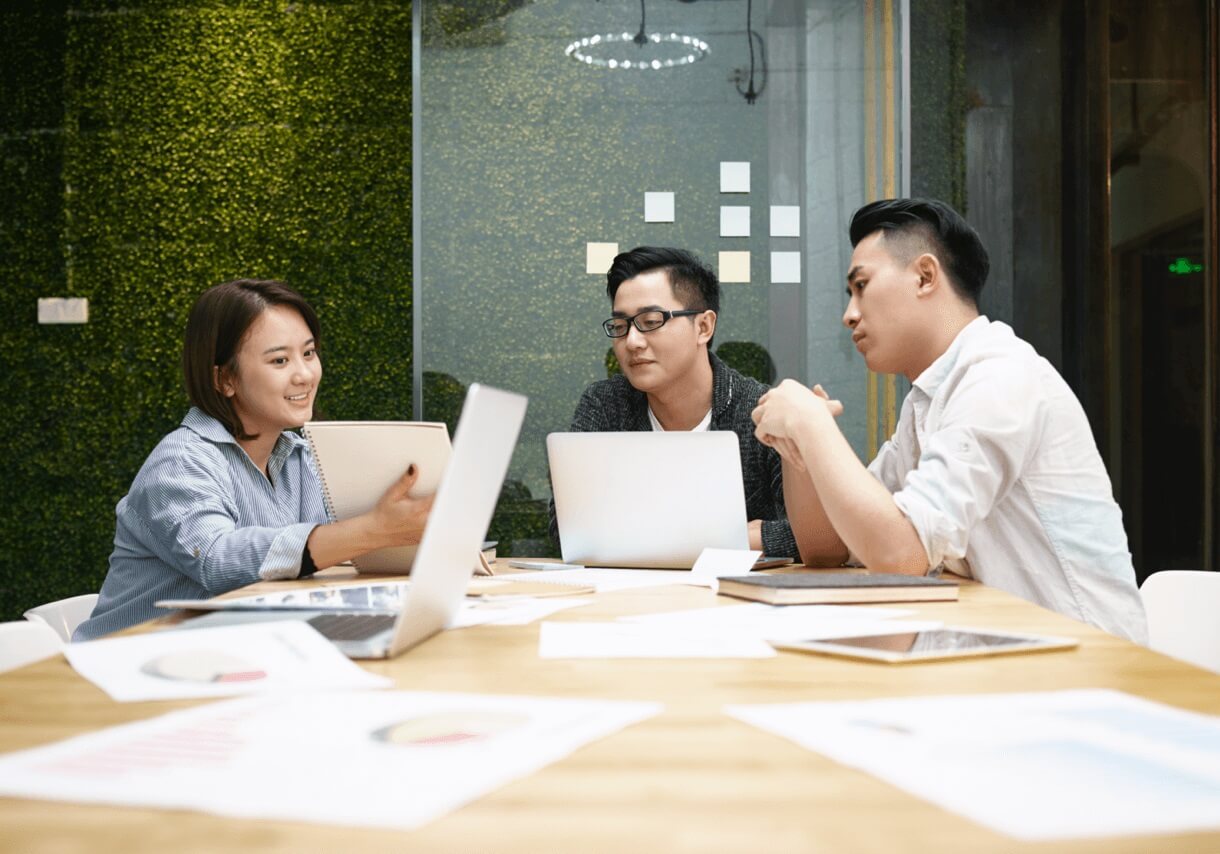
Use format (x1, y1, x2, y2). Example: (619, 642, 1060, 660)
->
(220, 304, 322, 436)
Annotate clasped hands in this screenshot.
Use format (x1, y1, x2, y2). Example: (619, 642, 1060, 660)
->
(751, 380, 843, 472)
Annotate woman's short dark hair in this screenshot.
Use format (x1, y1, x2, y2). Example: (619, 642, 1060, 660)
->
(183, 279, 321, 439)
(849, 198, 990, 306)
(605, 246, 721, 344)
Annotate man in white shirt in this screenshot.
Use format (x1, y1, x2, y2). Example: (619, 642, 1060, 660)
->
(751, 199, 1147, 642)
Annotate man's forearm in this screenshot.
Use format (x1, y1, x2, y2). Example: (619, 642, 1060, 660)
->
(793, 417, 928, 572)
(781, 456, 849, 566)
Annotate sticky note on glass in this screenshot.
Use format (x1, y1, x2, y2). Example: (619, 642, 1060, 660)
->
(720, 206, 750, 238)
(770, 206, 800, 237)
(719, 251, 751, 283)
(587, 242, 619, 275)
(720, 161, 750, 193)
(644, 192, 675, 223)
(770, 251, 801, 284)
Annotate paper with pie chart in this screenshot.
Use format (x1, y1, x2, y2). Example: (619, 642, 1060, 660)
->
(65, 621, 389, 701)
(0, 690, 662, 831)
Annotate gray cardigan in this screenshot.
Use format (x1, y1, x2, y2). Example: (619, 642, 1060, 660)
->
(548, 353, 798, 558)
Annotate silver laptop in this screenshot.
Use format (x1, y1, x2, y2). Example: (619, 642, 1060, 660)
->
(176, 384, 528, 658)
(547, 431, 750, 568)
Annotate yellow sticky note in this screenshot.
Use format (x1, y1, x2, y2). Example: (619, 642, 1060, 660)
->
(719, 251, 751, 283)
(587, 242, 619, 275)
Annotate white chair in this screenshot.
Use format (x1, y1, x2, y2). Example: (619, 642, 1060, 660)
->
(1140, 570, 1220, 674)
(23, 593, 99, 644)
(0, 621, 63, 673)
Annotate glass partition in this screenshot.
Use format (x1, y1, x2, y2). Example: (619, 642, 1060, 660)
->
(417, 0, 907, 554)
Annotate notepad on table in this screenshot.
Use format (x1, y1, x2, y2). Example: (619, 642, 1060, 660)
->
(716, 573, 959, 605)
(303, 421, 451, 574)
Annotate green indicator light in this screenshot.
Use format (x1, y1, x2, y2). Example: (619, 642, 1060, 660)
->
(1168, 257, 1203, 275)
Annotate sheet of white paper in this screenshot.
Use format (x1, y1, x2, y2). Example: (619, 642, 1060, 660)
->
(586, 242, 619, 274)
(0, 690, 661, 831)
(720, 161, 750, 193)
(771, 251, 801, 283)
(623, 604, 925, 641)
(726, 689, 1220, 840)
(770, 205, 800, 237)
(720, 205, 750, 237)
(539, 621, 775, 659)
(65, 622, 389, 702)
(718, 250, 751, 283)
(450, 597, 593, 628)
(687, 548, 761, 587)
(507, 567, 693, 593)
(644, 191, 675, 222)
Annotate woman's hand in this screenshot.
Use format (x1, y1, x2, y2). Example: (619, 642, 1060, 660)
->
(369, 464, 435, 548)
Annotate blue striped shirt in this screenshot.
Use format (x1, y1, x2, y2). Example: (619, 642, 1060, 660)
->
(74, 408, 329, 640)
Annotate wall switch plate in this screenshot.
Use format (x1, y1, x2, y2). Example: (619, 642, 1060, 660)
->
(38, 297, 89, 324)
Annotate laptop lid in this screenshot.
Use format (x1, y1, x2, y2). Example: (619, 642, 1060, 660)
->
(386, 383, 528, 655)
(547, 431, 749, 568)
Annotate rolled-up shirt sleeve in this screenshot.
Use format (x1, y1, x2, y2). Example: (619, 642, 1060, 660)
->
(129, 447, 318, 594)
(889, 365, 1042, 569)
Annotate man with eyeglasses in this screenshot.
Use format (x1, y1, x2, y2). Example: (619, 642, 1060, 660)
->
(547, 246, 797, 558)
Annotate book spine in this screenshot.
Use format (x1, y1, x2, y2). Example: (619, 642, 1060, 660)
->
(303, 429, 339, 523)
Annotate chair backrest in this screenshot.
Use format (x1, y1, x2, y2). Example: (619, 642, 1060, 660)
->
(1139, 570, 1220, 674)
(23, 593, 99, 644)
(0, 621, 62, 673)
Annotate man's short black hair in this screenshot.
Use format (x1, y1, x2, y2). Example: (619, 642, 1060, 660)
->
(849, 198, 989, 306)
(606, 246, 721, 318)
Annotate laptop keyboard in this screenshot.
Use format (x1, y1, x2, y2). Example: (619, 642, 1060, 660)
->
(307, 613, 395, 642)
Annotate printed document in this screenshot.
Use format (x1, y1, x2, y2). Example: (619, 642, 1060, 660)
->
(0, 691, 661, 830)
(726, 689, 1220, 840)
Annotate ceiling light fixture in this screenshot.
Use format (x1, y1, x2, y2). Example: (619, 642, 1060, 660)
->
(564, 0, 709, 71)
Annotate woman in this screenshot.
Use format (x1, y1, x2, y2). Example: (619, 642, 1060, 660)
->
(75, 279, 431, 640)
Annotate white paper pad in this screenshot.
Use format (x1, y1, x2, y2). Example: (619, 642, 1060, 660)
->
(508, 567, 694, 593)
(0, 691, 661, 830)
(726, 689, 1220, 840)
(687, 548, 761, 587)
(623, 603, 925, 641)
(539, 621, 775, 659)
(65, 622, 389, 702)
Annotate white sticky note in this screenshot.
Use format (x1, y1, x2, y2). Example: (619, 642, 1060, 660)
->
(586, 242, 619, 275)
(770, 251, 801, 284)
(720, 161, 751, 193)
(720, 206, 751, 237)
(688, 548, 762, 588)
(37, 298, 89, 324)
(644, 192, 675, 223)
(719, 251, 751, 283)
(770, 206, 800, 237)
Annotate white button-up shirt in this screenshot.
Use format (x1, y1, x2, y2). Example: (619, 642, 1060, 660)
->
(868, 317, 1147, 643)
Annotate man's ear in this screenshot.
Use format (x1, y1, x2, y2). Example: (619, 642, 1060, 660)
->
(696, 310, 717, 346)
(913, 253, 943, 297)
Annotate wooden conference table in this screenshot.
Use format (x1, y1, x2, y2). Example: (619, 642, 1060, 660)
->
(2, 566, 1220, 853)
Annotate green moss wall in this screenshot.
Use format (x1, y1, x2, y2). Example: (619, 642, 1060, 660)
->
(0, 1, 412, 619)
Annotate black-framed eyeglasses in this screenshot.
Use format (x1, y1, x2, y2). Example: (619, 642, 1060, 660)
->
(602, 308, 703, 338)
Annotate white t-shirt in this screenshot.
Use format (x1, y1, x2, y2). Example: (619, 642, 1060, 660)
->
(868, 317, 1147, 643)
(648, 407, 712, 432)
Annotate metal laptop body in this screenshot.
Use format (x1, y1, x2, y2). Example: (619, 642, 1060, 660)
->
(183, 384, 527, 658)
(547, 431, 750, 568)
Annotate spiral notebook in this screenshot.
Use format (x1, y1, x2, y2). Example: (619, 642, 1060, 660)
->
(302, 421, 451, 574)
